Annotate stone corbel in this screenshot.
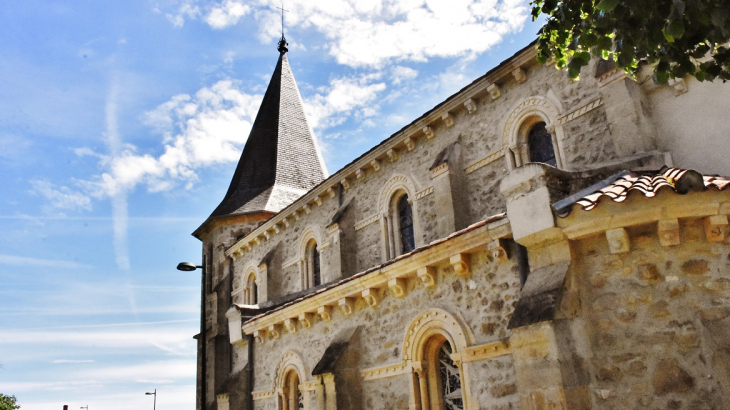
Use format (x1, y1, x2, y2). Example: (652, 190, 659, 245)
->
(254, 328, 267, 344)
(252, 236, 261, 246)
(299, 312, 314, 328)
(487, 83, 501, 100)
(388, 278, 407, 298)
(340, 178, 351, 191)
(303, 204, 312, 214)
(402, 136, 416, 151)
(417, 266, 436, 288)
(464, 98, 477, 114)
(338, 298, 355, 316)
(243, 243, 252, 252)
(293, 210, 301, 221)
(450, 253, 470, 277)
(318, 305, 333, 322)
(442, 112, 454, 127)
(282, 217, 291, 228)
(326, 187, 336, 198)
(263, 231, 271, 240)
(704, 215, 728, 242)
(423, 126, 435, 139)
(370, 159, 381, 171)
(315, 196, 324, 206)
(232, 249, 243, 259)
(284, 318, 298, 334)
(362, 288, 381, 307)
(272, 224, 281, 234)
(387, 148, 399, 162)
(487, 238, 509, 262)
(513, 67, 526, 84)
(606, 228, 630, 254)
(268, 323, 282, 340)
(356, 168, 366, 181)
(658, 219, 680, 246)
(667, 77, 688, 95)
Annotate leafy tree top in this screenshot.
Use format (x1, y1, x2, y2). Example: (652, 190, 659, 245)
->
(532, 0, 730, 83)
(0, 394, 20, 410)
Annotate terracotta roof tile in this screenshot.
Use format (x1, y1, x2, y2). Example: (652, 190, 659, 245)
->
(567, 167, 730, 213)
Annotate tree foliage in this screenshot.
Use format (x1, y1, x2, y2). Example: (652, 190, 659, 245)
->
(531, 0, 730, 83)
(0, 394, 20, 410)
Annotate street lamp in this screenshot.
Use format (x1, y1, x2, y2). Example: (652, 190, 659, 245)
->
(145, 389, 157, 410)
(177, 261, 206, 410)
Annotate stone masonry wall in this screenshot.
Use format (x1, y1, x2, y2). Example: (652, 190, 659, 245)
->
(567, 218, 730, 409)
(249, 247, 521, 410)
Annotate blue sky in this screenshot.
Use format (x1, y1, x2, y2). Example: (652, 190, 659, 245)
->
(0, 1, 543, 408)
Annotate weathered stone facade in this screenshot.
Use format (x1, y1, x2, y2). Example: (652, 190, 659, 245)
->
(190, 40, 730, 410)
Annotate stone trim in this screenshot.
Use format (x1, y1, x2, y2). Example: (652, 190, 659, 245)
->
(460, 340, 511, 363)
(556, 97, 603, 125)
(415, 186, 434, 200)
(355, 214, 379, 231)
(361, 362, 411, 381)
(241, 217, 511, 340)
(464, 149, 504, 174)
(252, 390, 275, 401)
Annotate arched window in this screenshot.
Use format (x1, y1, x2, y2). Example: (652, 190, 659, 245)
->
(417, 336, 464, 410)
(397, 194, 415, 254)
(527, 122, 557, 166)
(281, 370, 303, 410)
(244, 272, 257, 305)
(305, 239, 321, 288)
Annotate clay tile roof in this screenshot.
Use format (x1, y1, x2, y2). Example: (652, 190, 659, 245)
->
(556, 167, 730, 216)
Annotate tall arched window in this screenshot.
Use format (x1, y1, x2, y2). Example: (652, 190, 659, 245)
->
(528, 122, 557, 167)
(397, 194, 415, 254)
(305, 239, 321, 288)
(281, 370, 303, 410)
(416, 336, 464, 410)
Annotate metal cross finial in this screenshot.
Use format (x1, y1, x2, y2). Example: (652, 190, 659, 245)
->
(276, 2, 289, 39)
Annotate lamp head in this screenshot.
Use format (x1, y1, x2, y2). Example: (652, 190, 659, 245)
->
(176, 262, 198, 271)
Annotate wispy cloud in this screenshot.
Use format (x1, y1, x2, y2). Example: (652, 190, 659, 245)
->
(52, 359, 96, 364)
(0, 254, 91, 269)
(205, 0, 251, 28)
(30, 180, 92, 212)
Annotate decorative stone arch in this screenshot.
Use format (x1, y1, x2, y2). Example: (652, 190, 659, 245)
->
(403, 308, 476, 410)
(233, 261, 259, 304)
(298, 226, 324, 289)
(273, 350, 312, 410)
(378, 174, 423, 262)
(502, 96, 566, 169)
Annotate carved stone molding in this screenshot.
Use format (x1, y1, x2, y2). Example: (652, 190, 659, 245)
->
(415, 186, 434, 200)
(417, 266, 436, 288)
(284, 318, 297, 334)
(318, 305, 333, 322)
(450, 253, 470, 277)
(361, 362, 410, 381)
(355, 214, 379, 231)
(387, 148, 399, 162)
(268, 323, 282, 340)
(389, 278, 407, 298)
(464, 98, 477, 114)
(338, 298, 355, 316)
(402, 136, 416, 151)
(252, 390, 275, 401)
(299, 312, 314, 328)
(356, 168, 366, 181)
(461, 340, 511, 362)
(423, 125, 435, 139)
(325, 187, 336, 198)
(430, 163, 449, 179)
(487, 83, 501, 100)
(556, 97, 603, 125)
(362, 288, 381, 307)
(370, 159, 381, 171)
(464, 150, 504, 174)
(442, 112, 455, 127)
(513, 67, 526, 84)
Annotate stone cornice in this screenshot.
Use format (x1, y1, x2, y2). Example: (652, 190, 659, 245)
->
(240, 216, 511, 340)
(224, 45, 539, 258)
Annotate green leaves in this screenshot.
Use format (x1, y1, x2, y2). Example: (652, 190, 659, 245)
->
(531, 0, 730, 83)
(596, 0, 620, 12)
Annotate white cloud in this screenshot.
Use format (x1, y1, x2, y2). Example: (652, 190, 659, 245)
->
(30, 180, 92, 212)
(205, 0, 251, 28)
(304, 75, 386, 130)
(0, 254, 91, 269)
(52, 359, 96, 364)
(160, 1, 529, 68)
(391, 65, 418, 84)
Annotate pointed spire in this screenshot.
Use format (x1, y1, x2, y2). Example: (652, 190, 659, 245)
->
(207, 49, 327, 219)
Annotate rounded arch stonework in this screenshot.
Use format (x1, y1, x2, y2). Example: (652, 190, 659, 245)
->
(297, 226, 324, 261)
(501, 96, 565, 169)
(377, 174, 419, 213)
(273, 350, 309, 389)
(402, 308, 474, 362)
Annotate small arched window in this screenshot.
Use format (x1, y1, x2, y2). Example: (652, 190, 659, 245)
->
(244, 272, 257, 305)
(305, 239, 321, 288)
(397, 195, 415, 254)
(528, 122, 557, 167)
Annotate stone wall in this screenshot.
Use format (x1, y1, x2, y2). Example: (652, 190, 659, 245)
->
(566, 218, 730, 409)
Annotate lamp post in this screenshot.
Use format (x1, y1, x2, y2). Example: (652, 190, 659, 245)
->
(177, 261, 206, 410)
(145, 389, 157, 410)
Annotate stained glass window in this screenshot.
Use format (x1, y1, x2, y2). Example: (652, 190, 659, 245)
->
(311, 242, 321, 287)
(439, 342, 464, 410)
(398, 195, 415, 254)
(528, 122, 557, 167)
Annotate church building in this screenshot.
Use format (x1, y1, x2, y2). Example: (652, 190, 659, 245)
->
(188, 32, 730, 410)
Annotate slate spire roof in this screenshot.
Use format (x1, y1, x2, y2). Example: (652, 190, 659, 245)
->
(208, 41, 328, 218)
